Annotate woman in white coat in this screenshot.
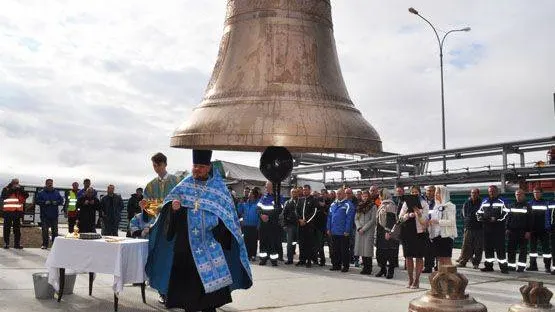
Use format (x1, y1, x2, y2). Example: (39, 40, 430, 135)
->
(428, 185, 457, 266)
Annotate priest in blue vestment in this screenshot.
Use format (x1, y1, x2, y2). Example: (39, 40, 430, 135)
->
(146, 150, 252, 311)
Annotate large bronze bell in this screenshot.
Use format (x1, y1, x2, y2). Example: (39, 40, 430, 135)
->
(509, 281, 555, 312)
(409, 265, 487, 312)
(171, 0, 382, 154)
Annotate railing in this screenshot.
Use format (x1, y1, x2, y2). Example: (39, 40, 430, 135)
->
(292, 136, 555, 190)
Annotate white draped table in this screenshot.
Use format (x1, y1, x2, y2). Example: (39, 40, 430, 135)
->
(45, 236, 149, 311)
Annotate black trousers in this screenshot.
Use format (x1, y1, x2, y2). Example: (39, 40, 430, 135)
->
(101, 219, 119, 236)
(550, 231, 555, 263)
(314, 229, 326, 263)
(376, 248, 397, 268)
(259, 223, 281, 260)
(530, 230, 551, 260)
(424, 240, 436, 270)
(3, 212, 22, 246)
(331, 235, 350, 269)
(298, 224, 315, 262)
(483, 224, 506, 269)
(278, 226, 284, 259)
(242, 225, 258, 259)
(68, 216, 77, 234)
(507, 229, 528, 269)
(41, 217, 58, 247)
(284, 224, 298, 262)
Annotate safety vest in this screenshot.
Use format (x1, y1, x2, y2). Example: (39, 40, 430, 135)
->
(2, 194, 24, 212)
(67, 190, 78, 212)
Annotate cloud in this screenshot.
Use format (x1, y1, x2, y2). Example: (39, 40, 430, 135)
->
(448, 43, 485, 69)
(123, 66, 208, 105)
(1, 0, 554, 194)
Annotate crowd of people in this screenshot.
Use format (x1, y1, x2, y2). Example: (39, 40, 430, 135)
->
(233, 183, 555, 289)
(2, 157, 554, 308)
(1, 177, 124, 249)
(234, 184, 406, 280)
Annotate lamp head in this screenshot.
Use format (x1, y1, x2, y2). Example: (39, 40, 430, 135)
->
(461, 27, 471, 32)
(408, 7, 419, 15)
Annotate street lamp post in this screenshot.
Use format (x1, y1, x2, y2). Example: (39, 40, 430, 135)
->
(408, 7, 471, 173)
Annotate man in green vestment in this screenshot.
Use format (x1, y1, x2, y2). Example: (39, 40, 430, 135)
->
(142, 153, 181, 203)
(139, 152, 180, 304)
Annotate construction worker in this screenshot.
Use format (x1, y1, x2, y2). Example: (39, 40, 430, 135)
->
(528, 187, 551, 272)
(257, 181, 284, 266)
(1, 179, 29, 249)
(505, 189, 532, 272)
(477, 185, 508, 273)
(63, 182, 79, 233)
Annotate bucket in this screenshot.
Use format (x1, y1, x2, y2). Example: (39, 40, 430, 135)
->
(32, 272, 55, 300)
(63, 273, 77, 295)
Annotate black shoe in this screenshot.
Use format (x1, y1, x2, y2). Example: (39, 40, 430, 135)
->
(319, 259, 326, 266)
(329, 266, 341, 271)
(295, 261, 306, 266)
(341, 267, 349, 273)
(305, 261, 312, 268)
(480, 267, 494, 272)
(545, 268, 552, 273)
(3, 244, 9, 249)
(386, 268, 394, 279)
(421, 268, 433, 273)
(526, 266, 538, 271)
(501, 269, 509, 274)
(517, 267, 525, 273)
(284, 260, 293, 265)
(271, 260, 278, 267)
(14, 245, 23, 250)
(508, 267, 516, 272)
(551, 270, 555, 275)
(375, 268, 386, 277)
(259, 260, 267, 266)
(360, 266, 372, 275)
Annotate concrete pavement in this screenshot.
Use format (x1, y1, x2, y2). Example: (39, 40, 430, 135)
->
(1, 226, 555, 311)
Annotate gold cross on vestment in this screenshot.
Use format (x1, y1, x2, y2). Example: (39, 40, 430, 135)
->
(194, 200, 200, 212)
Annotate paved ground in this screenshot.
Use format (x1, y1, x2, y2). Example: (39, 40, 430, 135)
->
(2, 225, 555, 311)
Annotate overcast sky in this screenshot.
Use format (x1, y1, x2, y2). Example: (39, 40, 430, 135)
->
(1, 0, 554, 195)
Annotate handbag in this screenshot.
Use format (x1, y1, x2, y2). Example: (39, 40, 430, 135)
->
(389, 222, 403, 241)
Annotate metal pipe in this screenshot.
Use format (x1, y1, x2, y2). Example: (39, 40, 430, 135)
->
(293, 136, 555, 174)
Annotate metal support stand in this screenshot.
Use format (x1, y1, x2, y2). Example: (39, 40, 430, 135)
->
(89, 272, 94, 295)
(57, 268, 65, 302)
